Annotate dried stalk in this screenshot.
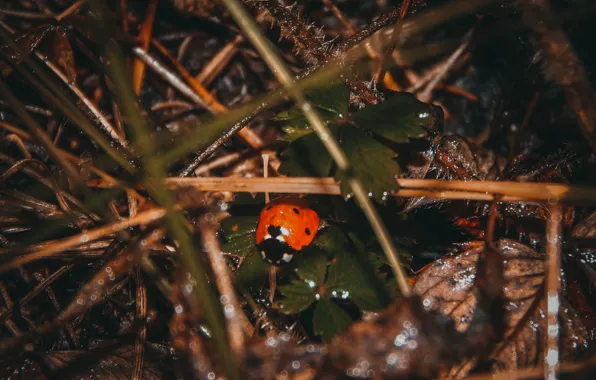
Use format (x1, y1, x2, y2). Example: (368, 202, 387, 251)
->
(132, 268, 148, 380)
(418, 26, 473, 102)
(196, 34, 245, 86)
(132, 0, 158, 95)
(161, 177, 596, 203)
(0, 207, 169, 271)
(198, 213, 249, 359)
(545, 204, 563, 379)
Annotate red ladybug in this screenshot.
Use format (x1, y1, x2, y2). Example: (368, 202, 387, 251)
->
(256, 195, 320, 264)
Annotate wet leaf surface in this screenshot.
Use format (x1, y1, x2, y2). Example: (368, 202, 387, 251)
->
(336, 125, 401, 200)
(277, 226, 392, 339)
(236, 248, 269, 289)
(280, 93, 437, 199)
(353, 93, 436, 143)
(279, 126, 335, 177)
(219, 215, 259, 258)
(313, 298, 353, 342)
(278, 248, 328, 314)
(276, 82, 350, 142)
(413, 238, 591, 378)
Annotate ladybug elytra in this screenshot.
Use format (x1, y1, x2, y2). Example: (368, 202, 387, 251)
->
(256, 195, 320, 264)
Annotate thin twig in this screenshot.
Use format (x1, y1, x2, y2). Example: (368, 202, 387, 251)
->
(545, 204, 563, 379)
(0, 124, 144, 203)
(0, 265, 73, 324)
(322, 0, 400, 90)
(196, 34, 245, 86)
(418, 26, 474, 102)
(132, 0, 158, 95)
(374, 0, 411, 85)
(0, 207, 169, 271)
(194, 151, 244, 175)
(55, 0, 88, 21)
(0, 24, 135, 171)
(132, 267, 147, 380)
(198, 213, 249, 359)
(0, 80, 83, 186)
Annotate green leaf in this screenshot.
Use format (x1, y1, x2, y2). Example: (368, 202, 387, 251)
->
(278, 93, 440, 200)
(276, 83, 350, 142)
(352, 93, 435, 143)
(326, 244, 389, 311)
(275, 226, 398, 340)
(308, 82, 350, 116)
(279, 226, 391, 313)
(236, 249, 269, 289)
(336, 126, 401, 200)
(313, 299, 353, 342)
(278, 250, 327, 314)
(279, 126, 335, 177)
(220, 216, 259, 258)
(312, 225, 350, 252)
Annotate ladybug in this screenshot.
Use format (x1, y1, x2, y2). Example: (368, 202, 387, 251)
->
(256, 195, 320, 264)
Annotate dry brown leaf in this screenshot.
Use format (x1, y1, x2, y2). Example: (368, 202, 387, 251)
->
(52, 28, 76, 84)
(413, 238, 590, 379)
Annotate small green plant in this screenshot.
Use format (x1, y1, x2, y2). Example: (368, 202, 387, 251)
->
(277, 83, 441, 199)
(220, 196, 412, 342)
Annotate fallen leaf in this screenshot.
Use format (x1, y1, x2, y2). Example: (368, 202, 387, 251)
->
(413, 238, 590, 378)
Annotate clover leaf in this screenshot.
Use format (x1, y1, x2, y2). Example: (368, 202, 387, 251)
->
(275, 82, 350, 142)
(219, 215, 259, 258)
(277, 226, 394, 340)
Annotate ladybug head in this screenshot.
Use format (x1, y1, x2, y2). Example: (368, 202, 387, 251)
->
(257, 225, 297, 265)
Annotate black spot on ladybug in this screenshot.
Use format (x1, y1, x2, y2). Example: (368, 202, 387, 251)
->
(292, 207, 300, 214)
(305, 228, 311, 236)
(267, 225, 282, 238)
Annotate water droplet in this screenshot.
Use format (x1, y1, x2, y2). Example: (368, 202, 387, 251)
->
(546, 348, 559, 366)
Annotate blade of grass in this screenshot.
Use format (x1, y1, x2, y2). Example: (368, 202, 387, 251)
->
(220, 0, 411, 296)
(104, 44, 237, 379)
(88, 2, 237, 376)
